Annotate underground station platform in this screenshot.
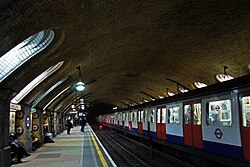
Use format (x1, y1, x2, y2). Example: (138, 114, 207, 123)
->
(11, 125, 115, 167)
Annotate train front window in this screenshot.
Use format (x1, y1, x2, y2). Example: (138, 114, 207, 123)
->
(242, 96, 250, 127)
(168, 105, 180, 124)
(207, 99, 232, 126)
(184, 105, 191, 124)
(193, 103, 201, 125)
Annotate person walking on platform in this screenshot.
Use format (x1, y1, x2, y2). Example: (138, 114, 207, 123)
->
(66, 119, 73, 135)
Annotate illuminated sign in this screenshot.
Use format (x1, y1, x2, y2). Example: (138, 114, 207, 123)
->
(10, 103, 21, 111)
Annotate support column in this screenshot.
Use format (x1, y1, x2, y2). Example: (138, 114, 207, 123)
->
(0, 99, 11, 167)
(16, 106, 32, 152)
(32, 108, 43, 148)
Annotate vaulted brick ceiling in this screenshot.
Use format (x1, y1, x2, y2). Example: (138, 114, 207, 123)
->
(0, 1, 250, 113)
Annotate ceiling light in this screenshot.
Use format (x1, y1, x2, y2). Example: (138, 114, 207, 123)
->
(194, 82, 207, 88)
(216, 74, 233, 82)
(167, 92, 175, 96)
(179, 87, 188, 93)
(76, 81, 85, 91)
(158, 95, 164, 99)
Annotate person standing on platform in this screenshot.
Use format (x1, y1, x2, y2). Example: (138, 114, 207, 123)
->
(66, 119, 73, 135)
(81, 118, 86, 132)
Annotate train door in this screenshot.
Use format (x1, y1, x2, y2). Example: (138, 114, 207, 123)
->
(129, 111, 132, 131)
(183, 101, 203, 148)
(156, 106, 166, 140)
(239, 93, 250, 160)
(138, 110, 143, 134)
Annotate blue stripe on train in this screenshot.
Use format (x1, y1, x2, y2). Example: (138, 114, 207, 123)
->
(203, 140, 243, 160)
(132, 128, 138, 133)
(166, 134, 184, 145)
(143, 130, 148, 136)
(124, 126, 129, 131)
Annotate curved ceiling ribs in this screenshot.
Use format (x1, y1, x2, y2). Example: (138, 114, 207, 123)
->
(0, 1, 249, 114)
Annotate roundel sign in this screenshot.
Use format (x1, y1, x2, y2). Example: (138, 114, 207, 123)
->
(214, 128, 223, 139)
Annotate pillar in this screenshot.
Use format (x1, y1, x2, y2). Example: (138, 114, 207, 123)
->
(0, 99, 11, 167)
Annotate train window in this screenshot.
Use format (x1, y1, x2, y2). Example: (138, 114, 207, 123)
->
(242, 96, 250, 127)
(141, 110, 144, 122)
(133, 112, 137, 122)
(184, 105, 191, 124)
(143, 110, 147, 122)
(193, 103, 201, 125)
(207, 99, 232, 126)
(157, 108, 161, 123)
(151, 109, 155, 123)
(168, 105, 180, 124)
(123, 113, 125, 121)
(138, 111, 141, 122)
(162, 108, 166, 123)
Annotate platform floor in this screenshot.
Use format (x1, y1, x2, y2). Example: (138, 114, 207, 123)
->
(12, 125, 115, 167)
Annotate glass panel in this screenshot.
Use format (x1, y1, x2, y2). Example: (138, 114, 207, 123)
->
(162, 108, 166, 123)
(143, 110, 147, 122)
(157, 108, 161, 123)
(242, 96, 250, 127)
(32, 77, 68, 107)
(129, 112, 132, 121)
(11, 61, 63, 104)
(193, 103, 201, 125)
(138, 111, 141, 121)
(0, 30, 54, 82)
(168, 105, 180, 124)
(141, 110, 144, 122)
(184, 105, 191, 124)
(151, 109, 155, 123)
(207, 99, 231, 126)
(133, 112, 137, 122)
(123, 113, 125, 121)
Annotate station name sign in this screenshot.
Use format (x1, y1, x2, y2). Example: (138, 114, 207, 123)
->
(10, 103, 21, 111)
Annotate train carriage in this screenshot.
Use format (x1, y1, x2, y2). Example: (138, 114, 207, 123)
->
(137, 109, 144, 134)
(131, 110, 138, 133)
(166, 102, 184, 144)
(142, 107, 149, 136)
(98, 74, 250, 164)
(239, 91, 250, 160)
(148, 106, 157, 138)
(183, 99, 203, 148)
(202, 92, 242, 159)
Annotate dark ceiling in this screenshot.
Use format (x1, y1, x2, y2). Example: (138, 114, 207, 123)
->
(0, 0, 250, 114)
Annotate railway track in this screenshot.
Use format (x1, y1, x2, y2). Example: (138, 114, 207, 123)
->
(92, 125, 196, 167)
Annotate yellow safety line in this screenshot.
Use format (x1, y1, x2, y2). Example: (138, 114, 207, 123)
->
(90, 129, 108, 167)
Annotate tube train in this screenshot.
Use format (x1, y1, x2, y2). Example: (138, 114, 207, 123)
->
(98, 74, 250, 166)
